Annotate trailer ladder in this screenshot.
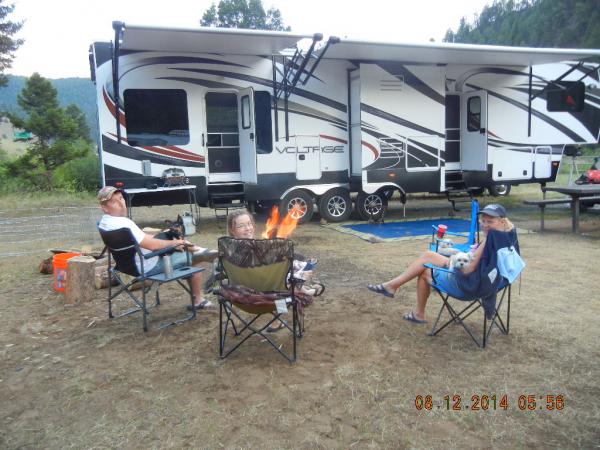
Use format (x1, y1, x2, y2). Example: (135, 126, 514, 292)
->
(272, 34, 339, 141)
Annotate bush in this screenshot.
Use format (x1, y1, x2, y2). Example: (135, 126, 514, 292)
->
(52, 153, 100, 192)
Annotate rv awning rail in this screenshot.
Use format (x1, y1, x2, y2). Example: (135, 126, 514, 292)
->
(116, 23, 312, 55)
(318, 39, 600, 66)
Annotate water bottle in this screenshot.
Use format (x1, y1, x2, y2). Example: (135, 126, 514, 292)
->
(163, 254, 174, 277)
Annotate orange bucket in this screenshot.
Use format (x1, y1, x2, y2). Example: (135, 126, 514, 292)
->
(53, 252, 81, 292)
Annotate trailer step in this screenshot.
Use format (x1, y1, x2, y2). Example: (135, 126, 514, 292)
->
(446, 190, 473, 212)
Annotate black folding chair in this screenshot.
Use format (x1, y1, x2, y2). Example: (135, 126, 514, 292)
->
(215, 237, 308, 363)
(99, 227, 204, 332)
(425, 263, 511, 348)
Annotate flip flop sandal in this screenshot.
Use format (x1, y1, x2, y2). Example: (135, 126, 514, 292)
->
(367, 283, 394, 298)
(266, 320, 287, 333)
(403, 311, 427, 324)
(186, 299, 213, 311)
(305, 282, 325, 297)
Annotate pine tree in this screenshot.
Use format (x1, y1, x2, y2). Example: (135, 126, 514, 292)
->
(201, 0, 290, 31)
(5, 73, 92, 188)
(0, 0, 23, 86)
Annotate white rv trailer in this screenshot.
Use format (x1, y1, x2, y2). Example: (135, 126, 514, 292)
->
(89, 22, 600, 222)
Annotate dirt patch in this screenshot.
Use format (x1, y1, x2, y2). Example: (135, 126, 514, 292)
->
(1, 197, 599, 448)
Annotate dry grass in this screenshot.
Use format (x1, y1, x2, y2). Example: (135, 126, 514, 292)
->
(1, 190, 599, 449)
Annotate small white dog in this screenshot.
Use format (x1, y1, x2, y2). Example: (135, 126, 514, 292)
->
(448, 251, 473, 271)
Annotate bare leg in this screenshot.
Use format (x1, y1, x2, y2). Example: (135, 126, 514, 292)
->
(383, 251, 448, 295)
(191, 271, 204, 305)
(414, 272, 432, 320)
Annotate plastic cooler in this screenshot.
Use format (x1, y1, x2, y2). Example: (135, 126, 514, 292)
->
(53, 252, 81, 292)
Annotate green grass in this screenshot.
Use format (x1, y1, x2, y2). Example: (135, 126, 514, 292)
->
(0, 190, 96, 209)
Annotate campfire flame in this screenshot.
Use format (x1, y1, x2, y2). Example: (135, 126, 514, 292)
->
(262, 205, 299, 239)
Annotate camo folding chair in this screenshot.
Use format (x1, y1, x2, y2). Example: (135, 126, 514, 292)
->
(215, 237, 311, 363)
(99, 227, 204, 332)
(431, 199, 480, 253)
(425, 229, 522, 348)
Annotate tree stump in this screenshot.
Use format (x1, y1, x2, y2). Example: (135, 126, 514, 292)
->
(65, 256, 96, 303)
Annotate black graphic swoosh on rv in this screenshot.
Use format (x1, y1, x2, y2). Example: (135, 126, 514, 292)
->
(465, 83, 586, 142)
(170, 68, 347, 112)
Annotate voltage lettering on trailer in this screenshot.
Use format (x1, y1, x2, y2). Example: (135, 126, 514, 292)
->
(276, 145, 344, 154)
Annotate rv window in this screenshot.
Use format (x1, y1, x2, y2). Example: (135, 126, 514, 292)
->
(123, 89, 189, 147)
(547, 81, 585, 112)
(467, 97, 481, 132)
(205, 92, 238, 133)
(254, 91, 273, 154)
(241, 95, 251, 129)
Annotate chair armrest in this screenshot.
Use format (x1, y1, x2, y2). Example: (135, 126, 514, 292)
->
(423, 263, 453, 274)
(145, 244, 180, 259)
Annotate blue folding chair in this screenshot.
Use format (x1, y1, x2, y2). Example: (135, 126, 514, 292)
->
(430, 199, 480, 253)
(99, 227, 204, 332)
(424, 228, 521, 348)
(425, 264, 510, 348)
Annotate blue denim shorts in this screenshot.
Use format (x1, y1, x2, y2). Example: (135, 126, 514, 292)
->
(432, 268, 466, 298)
(147, 251, 189, 276)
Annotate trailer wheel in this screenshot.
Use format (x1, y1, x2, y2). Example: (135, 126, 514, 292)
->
(356, 191, 388, 221)
(318, 188, 352, 222)
(279, 190, 314, 224)
(488, 184, 511, 197)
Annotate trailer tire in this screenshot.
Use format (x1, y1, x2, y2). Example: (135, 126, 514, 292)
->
(253, 200, 277, 214)
(470, 187, 485, 196)
(356, 191, 388, 221)
(279, 190, 314, 224)
(488, 184, 511, 197)
(318, 188, 352, 222)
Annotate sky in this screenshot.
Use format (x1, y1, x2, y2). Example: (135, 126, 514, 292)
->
(8, 0, 492, 79)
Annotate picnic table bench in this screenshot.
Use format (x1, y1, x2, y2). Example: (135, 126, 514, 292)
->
(524, 193, 600, 232)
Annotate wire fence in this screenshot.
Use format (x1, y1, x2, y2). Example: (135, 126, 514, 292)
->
(0, 206, 103, 259)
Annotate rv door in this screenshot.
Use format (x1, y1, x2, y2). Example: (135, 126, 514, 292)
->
(460, 91, 488, 171)
(238, 88, 258, 184)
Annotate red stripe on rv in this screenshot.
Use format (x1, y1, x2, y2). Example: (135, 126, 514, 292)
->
(107, 133, 204, 162)
(487, 129, 501, 139)
(164, 145, 203, 158)
(362, 140, 379, 158)
(103, 88, 127, 128)
(319, 134, 347, 144)
(141, 146, 204, 162)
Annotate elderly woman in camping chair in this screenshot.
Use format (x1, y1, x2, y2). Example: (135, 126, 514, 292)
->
(367, 204, 519, 323)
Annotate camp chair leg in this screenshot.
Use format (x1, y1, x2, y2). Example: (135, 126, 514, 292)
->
(142, 284, 148, 332)
(218, 300, 297, 363)
(429, 291, 485, 348)
(430, 284, 512, 348)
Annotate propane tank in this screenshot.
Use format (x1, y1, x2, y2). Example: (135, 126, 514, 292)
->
(182, 212, 196, 236)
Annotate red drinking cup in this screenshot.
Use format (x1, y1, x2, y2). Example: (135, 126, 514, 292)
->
(437, 224, 448, 239)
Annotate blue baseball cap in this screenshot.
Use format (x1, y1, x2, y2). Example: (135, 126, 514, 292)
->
(479, 204, 507, 218)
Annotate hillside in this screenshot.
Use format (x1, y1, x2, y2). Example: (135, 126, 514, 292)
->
(0, 75, 98, 141)
(444, 0, 600, 48)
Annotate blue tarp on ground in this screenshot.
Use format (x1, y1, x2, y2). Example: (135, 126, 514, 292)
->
(342, 218, 471, 240)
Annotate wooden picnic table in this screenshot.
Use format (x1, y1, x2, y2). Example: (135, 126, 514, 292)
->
(542, 184, 600, 233)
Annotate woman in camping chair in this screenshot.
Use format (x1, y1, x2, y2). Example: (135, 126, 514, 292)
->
(367, 204, 517, 324)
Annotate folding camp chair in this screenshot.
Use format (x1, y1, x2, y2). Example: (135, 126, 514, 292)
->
(425, 264, 511, 348)
(99, 227, 204, 332)
(431, 199, 480, 253)
(215, 237, 306, 363)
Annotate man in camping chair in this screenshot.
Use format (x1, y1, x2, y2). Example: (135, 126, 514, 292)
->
(97, 186, 216, 330)
(215, 236, 314, 363)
